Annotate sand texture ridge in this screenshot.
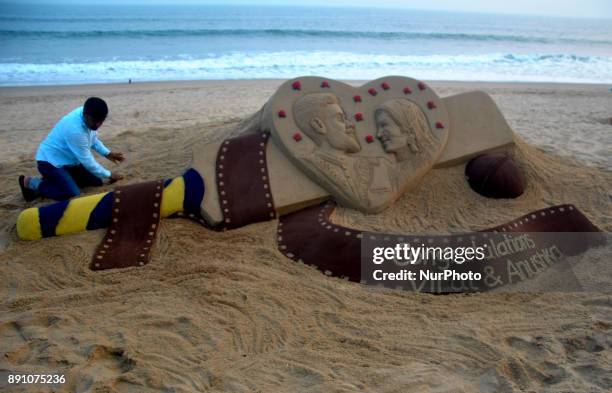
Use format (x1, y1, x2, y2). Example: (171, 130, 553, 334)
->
(1, 80, 611, 393)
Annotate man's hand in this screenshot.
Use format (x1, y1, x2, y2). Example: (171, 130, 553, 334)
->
(106, 151, 125, 164)
(109, 172, 124, 184)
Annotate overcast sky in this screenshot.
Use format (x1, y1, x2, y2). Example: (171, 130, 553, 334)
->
(5, 0, 612, 19)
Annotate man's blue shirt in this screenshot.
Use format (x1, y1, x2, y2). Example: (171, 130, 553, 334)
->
(36, 107, 111, 179)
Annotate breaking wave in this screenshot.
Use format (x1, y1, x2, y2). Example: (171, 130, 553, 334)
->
(1, 51, 611, 86)
(1, 29, 611, 45)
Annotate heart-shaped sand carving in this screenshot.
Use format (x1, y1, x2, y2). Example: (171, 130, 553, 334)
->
(265, 76, 450, 213)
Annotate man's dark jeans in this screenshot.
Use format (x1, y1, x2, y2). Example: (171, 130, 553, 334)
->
(37, 160, 103, 201)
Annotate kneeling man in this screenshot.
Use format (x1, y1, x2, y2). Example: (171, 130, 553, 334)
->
(19, 97, 125, 201)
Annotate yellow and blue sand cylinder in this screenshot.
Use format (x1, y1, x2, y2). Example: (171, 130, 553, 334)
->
(17, 168, 204, 241)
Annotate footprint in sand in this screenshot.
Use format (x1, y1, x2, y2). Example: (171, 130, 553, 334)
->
(506, 336, 549, 357)
(573, 364, 612, 390)
(560, 335, 605, 356)
(504, 336, 570, 387)
(73, 345, 135, 392)
(0, 321, 29, 363)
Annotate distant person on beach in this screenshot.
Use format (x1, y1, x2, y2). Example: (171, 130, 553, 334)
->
(18, 97, 125, 201)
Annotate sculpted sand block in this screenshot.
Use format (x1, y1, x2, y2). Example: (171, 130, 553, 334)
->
(436, 91, 515, 167)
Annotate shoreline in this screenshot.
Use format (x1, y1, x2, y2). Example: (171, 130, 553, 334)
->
(1, 78, 611, 94)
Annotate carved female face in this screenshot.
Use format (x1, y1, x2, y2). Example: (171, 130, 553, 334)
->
(375, 110, 408, 153)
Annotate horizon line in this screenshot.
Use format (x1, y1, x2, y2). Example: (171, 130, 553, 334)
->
(1, 1, 611, 21)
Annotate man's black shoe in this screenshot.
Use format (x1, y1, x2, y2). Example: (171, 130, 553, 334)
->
(19, 175, 38, 202)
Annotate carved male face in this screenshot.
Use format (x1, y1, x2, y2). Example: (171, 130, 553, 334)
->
(375, 110, 408, 153)
(294, 93, 361, 153)
(311, 101, 360, 153)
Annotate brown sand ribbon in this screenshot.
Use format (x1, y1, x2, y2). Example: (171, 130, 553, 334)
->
(277, 202, 603, 291)
(216, 131, 276, 229)
(278, 202, 362, 281)
(91, 180, 164, 270)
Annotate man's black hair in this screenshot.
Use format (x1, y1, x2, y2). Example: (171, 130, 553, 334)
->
(83, 97, 108, 121)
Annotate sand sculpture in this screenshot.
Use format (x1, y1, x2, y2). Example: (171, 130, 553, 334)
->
(15, 75, 604, 291)
(18, 76, 517, 241)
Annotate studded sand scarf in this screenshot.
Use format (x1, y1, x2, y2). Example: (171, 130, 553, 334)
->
(89, 169, 205, 270)
(277, 202, 604, 292)
(216, 131, 276, 230)
(91, 180, 164, 270)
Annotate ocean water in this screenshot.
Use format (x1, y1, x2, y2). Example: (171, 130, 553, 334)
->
(1, 4, 611, 86)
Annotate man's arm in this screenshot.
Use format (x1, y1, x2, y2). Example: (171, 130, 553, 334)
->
(92, 133, 125, 164)
(91, 135, 110, 157)
(65, 130, 111, 179)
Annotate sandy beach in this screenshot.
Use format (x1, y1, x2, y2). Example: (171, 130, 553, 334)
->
(1, 80, 611, 392)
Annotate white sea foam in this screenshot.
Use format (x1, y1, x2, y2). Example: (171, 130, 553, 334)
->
(1, 52, 611, 86)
